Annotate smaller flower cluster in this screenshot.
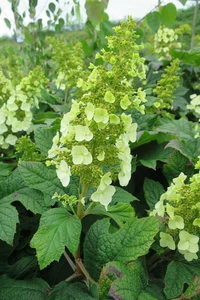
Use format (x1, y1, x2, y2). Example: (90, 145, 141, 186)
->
(151, 172, 200, 261)
(186, 94, 200, 138)
(151, 59, 180, 114)
(47, 37, 87, 93)
(15, 135, 41, 161)
(0, 70, 14, 106)
(0, 66, 47, 149)
(154, 26, 181, 59)
(187, 94, 200, 118)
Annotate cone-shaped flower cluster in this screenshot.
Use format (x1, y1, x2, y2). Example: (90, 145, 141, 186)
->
(187, 94, 200, 123)
(0, 67, 47, 149)
(151, 170, 200, 261)
(47, 37, 87, 92)
(154, 26, 181, 59)
(47, 17, 147, 209)
(152, 59, 180, 113)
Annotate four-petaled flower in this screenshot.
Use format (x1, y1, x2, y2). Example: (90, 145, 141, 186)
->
(71, 145, 92, 165)
(160, 232, 176, 250)
(168, 215, 184, 230)
(178, 230, 199, 253)
(94, 108, 109, 124)
(91, 185, 115, 210)
(75, 125, 93, 142)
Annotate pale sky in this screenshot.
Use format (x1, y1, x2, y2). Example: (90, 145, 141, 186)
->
(0, 0, 191, 36)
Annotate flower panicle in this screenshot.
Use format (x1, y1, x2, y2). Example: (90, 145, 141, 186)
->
(0, 66, 47, 149)
(151, 172, 200, 261)
(47, 17, 147, 210)
(154, 26, 181, 59)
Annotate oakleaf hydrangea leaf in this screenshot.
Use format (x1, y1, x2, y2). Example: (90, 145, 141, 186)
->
(138, 143, 172, 170)
(164, 259, 200, 299)
(84, 217, 159, 280)
(19, 162, 65, 197)
(88, 202, 135, 227)
(1, 187, 50, 214)
(99, 261, 144, 300)
(184, 276, 200, 299)
(31, 208, 81, 269)
(0, 168, 26, 200)
(0, 203, 19, 245)
(7, 256, 38, 279)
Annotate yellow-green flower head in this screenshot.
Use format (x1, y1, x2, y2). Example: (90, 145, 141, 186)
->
(166, 203, 174, 219)
(97, 151, 105, 162)
(0, 123, 7, 134)
(48, 132, 64, 159)
(99, 172, 112, 190)
(160, 172, 186, 202)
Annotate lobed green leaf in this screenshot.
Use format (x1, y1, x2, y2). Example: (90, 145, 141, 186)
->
(84, 217, 159, 280)
(138, 143, 172, 170)
(163, 151, 193, 183)
(88, 202, 135, 227)
(0, 203, 19, 245)
(99, 261, 144, 300)
(164, 259, 200, 299)
(31, 208, 81, 269)
(19, 162, 65, 197)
